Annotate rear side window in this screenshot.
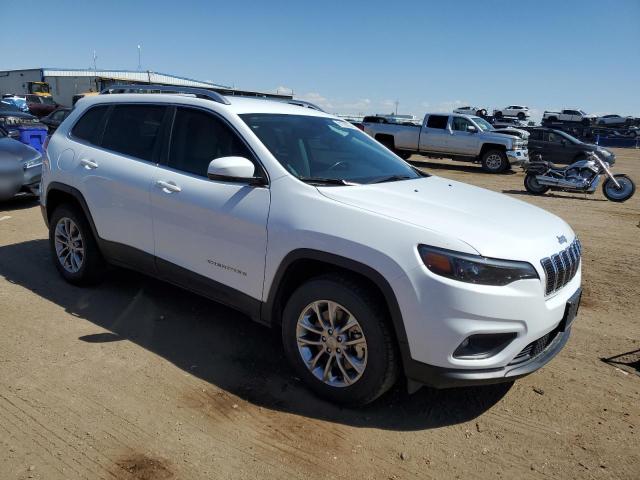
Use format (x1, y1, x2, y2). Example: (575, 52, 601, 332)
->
(101, 105, 166, 161)
(426, 115, 449, 129)
(71, 105, 109, 144)
(528, 129, 543, 141)
(168, 107, 252, 177)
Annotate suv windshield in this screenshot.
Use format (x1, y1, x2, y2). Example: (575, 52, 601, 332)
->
(240, 114, 422, 184)
(471, 117, 494, 131)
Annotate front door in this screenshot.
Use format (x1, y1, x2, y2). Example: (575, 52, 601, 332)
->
(150, 106, 270, 306)
(449, 116, 477, 155)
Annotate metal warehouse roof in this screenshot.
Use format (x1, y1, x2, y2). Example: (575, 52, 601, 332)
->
(41, 68, 231, 89)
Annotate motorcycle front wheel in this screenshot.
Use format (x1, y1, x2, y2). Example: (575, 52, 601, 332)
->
(603, 174, 636, 202)
(524, 174, 550, 195)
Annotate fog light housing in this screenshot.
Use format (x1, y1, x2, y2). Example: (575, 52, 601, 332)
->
(453, 333, 517, 359)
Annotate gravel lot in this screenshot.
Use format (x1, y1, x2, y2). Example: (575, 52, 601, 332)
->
(1, 148, 638, 480)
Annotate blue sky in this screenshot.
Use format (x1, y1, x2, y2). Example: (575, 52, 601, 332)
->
(2, 0, 638, 119)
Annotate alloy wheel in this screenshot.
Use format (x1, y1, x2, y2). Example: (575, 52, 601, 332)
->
(54, 217, 85, 273)
(296, 300, 368, 387)
(485, 153, 503, 171)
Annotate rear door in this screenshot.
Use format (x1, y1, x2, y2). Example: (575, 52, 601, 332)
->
(544, 131, 568, 163)
(419, 114, 450, 152)
(72, 103, 167, 258)
(526, 129, 546, 159)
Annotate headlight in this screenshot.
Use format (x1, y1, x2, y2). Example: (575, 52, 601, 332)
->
(23, 158, 43, 169)
(418, 245, 538, 286)
(597, 148, 611, 157)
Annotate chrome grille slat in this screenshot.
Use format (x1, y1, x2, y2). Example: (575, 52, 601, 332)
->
(540, 238, 582, 296)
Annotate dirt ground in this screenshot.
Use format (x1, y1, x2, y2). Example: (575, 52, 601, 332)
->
(1, 148, 638, 480)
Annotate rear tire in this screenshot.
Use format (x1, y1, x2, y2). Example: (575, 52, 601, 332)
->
(281, 274, 399, 406)
(395, 150, 412, 160)
(524, 174, 550, 195)
(517, 112, 525, 120)
(481, 149, 508, 173)
(602, 174, 635, 202)
(49, 204, 105, 285)
(494, 111, 503, 118)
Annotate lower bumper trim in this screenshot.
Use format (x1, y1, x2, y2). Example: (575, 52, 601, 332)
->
(404, 326, 571, 389)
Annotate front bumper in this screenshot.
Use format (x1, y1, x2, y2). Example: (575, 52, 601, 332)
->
(405, 322, 571, 388)
(507, 149, 529, 165)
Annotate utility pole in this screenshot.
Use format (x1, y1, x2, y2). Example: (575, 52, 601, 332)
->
(394, 100, 399, 115)
(137, 44, 142, 71)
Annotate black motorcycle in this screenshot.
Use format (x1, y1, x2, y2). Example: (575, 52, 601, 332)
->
(524, 151, 635, 202)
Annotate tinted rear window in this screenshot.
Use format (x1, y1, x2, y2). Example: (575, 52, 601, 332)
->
(101, 105, 166, 161)
(71, 106, 109, 143)
(426, 115, 449, 129)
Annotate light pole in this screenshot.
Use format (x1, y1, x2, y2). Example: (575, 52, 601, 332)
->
(137, 44, 142, 71)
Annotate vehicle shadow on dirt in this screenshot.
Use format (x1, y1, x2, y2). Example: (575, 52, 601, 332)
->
(0, 194, 40, 212)
(501, 189, 607, 202)
(0, 239, 512, 432)
(408, 160, 517, 175)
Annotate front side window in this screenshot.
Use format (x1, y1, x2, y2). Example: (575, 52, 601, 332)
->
(101, 104, 166, 161)
(240, 113, 421, 184)
(71, 105, 110, 144)
(426, 115, 449, 129)
(168, 107, 252, 177)
(451, 117, 472, 131)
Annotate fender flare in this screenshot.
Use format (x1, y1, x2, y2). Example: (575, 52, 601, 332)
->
(262, 248, 411, 361)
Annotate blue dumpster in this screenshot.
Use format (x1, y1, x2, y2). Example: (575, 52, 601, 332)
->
(17, 126, 48, 154)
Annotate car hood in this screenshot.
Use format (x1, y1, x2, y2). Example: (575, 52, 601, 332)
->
(318, 176, 574, 261)
(0, 137, 41, 165)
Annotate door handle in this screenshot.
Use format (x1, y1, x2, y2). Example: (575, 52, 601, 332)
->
(80, 158, 98, 169)
(156, 180, 182, 193)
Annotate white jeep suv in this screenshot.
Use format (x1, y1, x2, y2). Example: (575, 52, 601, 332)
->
(40, 86, 582, 405)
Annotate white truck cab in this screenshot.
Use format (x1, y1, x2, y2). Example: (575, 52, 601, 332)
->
(40, 86, 581, 405)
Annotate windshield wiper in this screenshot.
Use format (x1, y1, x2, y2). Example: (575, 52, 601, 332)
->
(298, 176, 359, 186)
(371, 174, 414, 184)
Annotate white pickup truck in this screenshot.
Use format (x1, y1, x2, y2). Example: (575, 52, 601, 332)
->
(363, 113, 529, 173)
(542, 109, 597, 125)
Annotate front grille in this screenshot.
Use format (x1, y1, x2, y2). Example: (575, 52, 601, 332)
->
(509, 327, 560, 366)
(540, 238, 581, 296)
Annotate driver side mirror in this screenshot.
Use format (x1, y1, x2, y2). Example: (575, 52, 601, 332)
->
(467, 125, 477, 133)
(207, 157, 266, 186)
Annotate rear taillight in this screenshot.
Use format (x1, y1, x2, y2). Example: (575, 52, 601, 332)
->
(43, 135, 50, 152)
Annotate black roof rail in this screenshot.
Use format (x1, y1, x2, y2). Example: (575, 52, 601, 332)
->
(279, 99, 325, 112)
(100, 84, 231, 105)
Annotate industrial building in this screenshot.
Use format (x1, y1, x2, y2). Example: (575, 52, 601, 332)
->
(0, 68, 292, 106)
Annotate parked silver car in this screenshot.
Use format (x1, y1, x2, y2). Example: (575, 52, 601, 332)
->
(0, 126, 42, 200)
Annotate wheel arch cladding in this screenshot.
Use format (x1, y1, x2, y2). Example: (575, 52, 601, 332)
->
(262, 249, 411, 366)
(46, 182, 100, 242)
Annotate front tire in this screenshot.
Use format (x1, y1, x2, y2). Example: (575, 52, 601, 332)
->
(481, 149, 508, 173)
(517, 112, 525, 120)
(49, 204, 105, 285)
(602, 174, 635, 202)
(281, 275, 399, 406)
(524, 174, 550, 195)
